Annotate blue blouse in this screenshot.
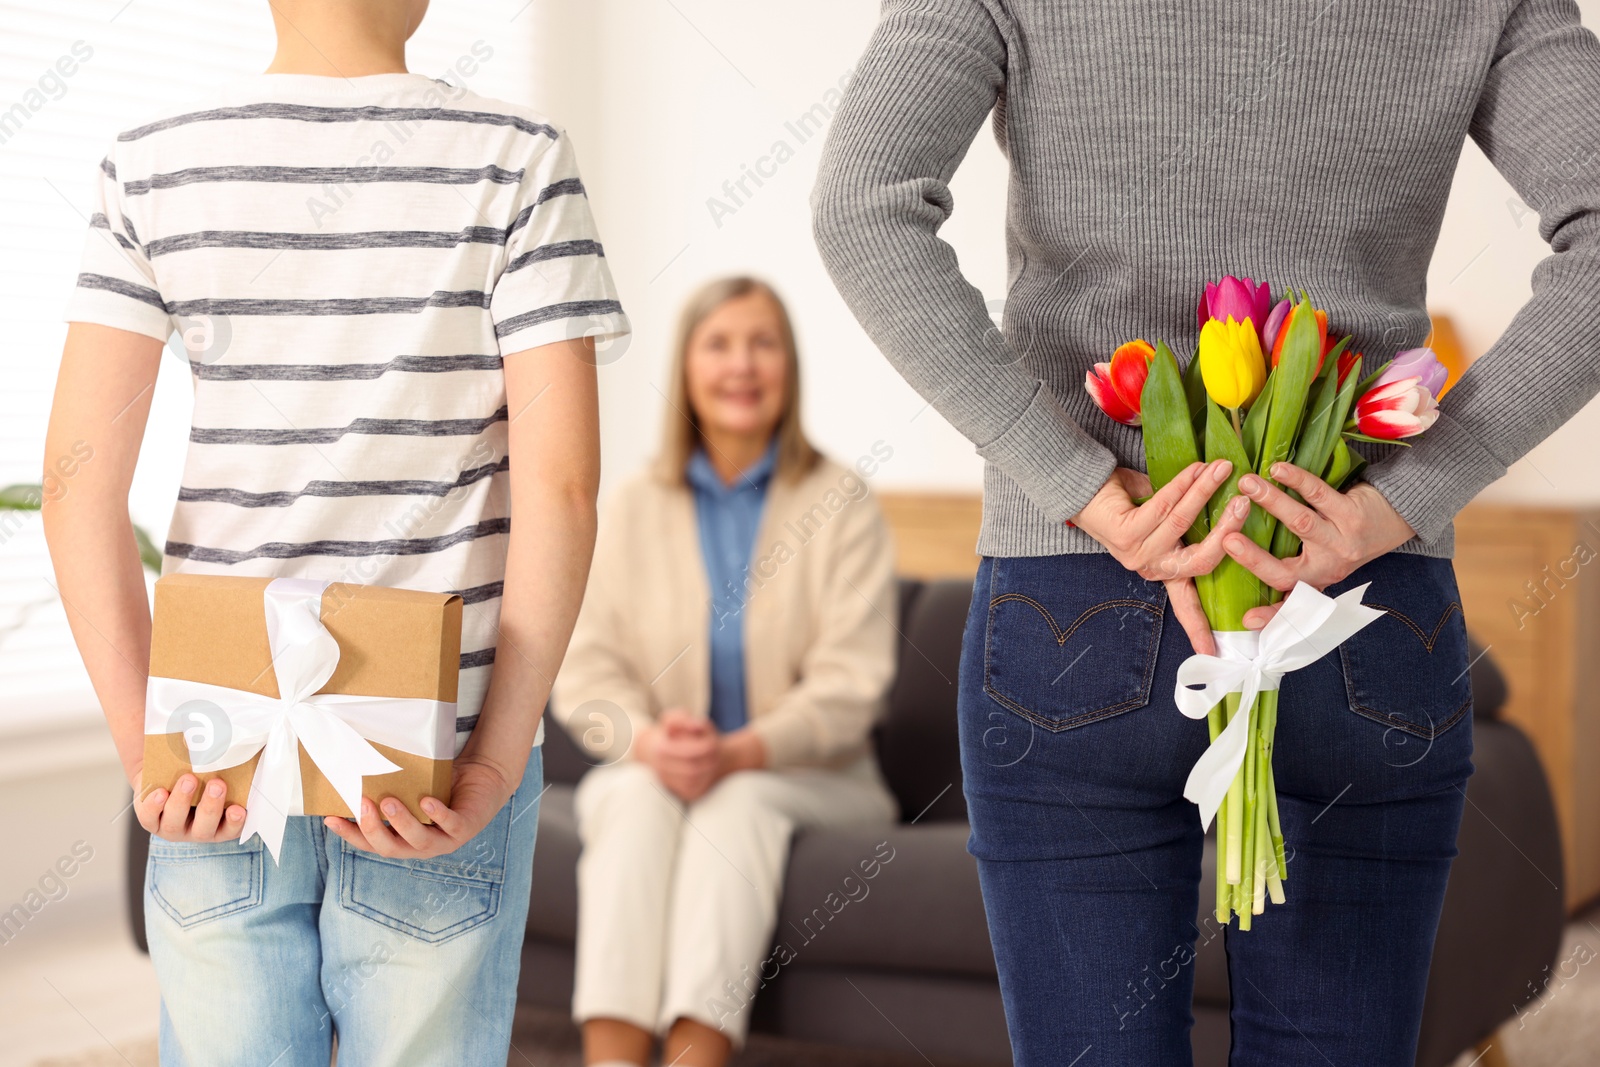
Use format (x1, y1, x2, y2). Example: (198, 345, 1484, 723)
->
(686, 441, 777, 733)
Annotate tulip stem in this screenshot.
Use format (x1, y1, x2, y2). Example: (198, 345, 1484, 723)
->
(1230, 406, 1242, 438)
(1223, 693, 1245, 887)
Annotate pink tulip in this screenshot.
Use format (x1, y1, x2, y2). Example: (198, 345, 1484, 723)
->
(1376, 347, 1448, 398)
(1197, 276, 1273, 342)
(1260, 298, 1291, 355)
(1353, 377, 1439, 440)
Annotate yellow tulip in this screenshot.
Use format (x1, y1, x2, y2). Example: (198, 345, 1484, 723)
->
(1199, 315, 1267, 409)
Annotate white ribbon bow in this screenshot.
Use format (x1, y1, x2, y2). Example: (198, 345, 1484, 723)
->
(145, 578, 457, 862)
(1174, 581, 1385, 829)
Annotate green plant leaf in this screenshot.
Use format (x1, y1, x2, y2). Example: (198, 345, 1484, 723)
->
(0, 483, 43, 510)
(1204, 398, 1275, 549)
(1342, 430, 1411, 447)
(1352, 358, 1393, 398)
(1291, 369, 1340, 476)
(1324, 438, 1356, 488)
(1241, 372, 1273, 466)
(1203, 398, 1250, 526)
(133, 524, 163, 574)
(1256, 295, 1322, 479)
(1143, 341, 1207, 542)
(1329, 354, 1362, 430)
(1202, 398, 1267, 629)
(1181, 345, 1207, 421)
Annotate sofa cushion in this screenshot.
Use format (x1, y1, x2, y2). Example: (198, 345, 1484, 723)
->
(773, 821, 997, 978)
(526, 783, 997, 979)
(526, 784, 580, 943)
(875, 578, 973, 824)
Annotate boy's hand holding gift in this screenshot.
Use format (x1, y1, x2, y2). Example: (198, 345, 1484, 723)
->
(1080, 276, 1451, 928)
(141, 573, 465, 863)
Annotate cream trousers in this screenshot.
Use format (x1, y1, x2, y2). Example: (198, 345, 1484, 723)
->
(570, 756, 897, 1043)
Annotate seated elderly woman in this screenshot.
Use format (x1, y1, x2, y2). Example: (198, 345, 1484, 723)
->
(550, 276, 900, 1067)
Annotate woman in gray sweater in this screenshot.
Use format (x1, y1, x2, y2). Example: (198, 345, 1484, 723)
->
(812, 1, 1600, 1063)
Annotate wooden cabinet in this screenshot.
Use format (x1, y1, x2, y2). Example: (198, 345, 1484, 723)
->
(877, 492, 1600, 913)
(1451, 503, 1600, 913)
(877, 493, 984, 581)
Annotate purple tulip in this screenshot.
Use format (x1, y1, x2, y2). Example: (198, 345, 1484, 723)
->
(1260, 298, 1291, 355)
(1376, 347, 1448, 397)
(1197, 276, 1273, 339)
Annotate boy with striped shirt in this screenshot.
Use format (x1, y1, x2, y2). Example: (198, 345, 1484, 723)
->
(43, 2, 625, 1063)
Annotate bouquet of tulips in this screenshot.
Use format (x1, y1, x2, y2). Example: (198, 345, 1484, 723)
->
(1085, 276, 1447, 928)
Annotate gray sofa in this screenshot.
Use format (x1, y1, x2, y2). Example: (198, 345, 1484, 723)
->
(125, 577, 1567, 1065)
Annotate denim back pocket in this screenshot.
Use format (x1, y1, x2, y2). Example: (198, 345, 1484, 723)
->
(147, 835, 265, 929)
(338, 800, 513, 945)
(983, 554, 1166, 732)
(1336, 554, 1473, 741)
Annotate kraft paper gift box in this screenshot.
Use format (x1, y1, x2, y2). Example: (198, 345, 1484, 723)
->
(142, 574, 462, 853)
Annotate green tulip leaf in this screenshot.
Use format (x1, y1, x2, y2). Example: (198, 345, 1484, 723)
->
(1241, 372, 1274, 467)
(1181, 345, 1208, 421)
(1256, 296, 1322, 479)
(1342, 430, 1412, 447)
(1353, 358, 1393, 398)
(1202, 398, 1267, 629)
(1144, 340, 1207, 542)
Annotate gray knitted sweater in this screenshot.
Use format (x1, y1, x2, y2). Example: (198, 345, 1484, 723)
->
(812, 0, 1600, 559)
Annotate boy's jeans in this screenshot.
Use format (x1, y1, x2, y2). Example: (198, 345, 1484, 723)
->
(145, 748, 541, 1067)
(959, 552, 1474, 1066)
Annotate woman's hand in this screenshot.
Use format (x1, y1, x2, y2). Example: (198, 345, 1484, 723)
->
(325, 753, 520, 860)
(638, 709, 719, 801)
(137, 773, 248, 844)
(1071, 460, 1251, 656)
(637, 709, 766, 803)
(1222, 462, 1416, 629)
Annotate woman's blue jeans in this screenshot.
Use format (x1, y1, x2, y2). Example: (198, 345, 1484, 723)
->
(958, 551, 1474, 1066)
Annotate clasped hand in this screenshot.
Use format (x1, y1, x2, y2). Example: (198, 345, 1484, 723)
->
(637, 708, 764, 803)
(1072, 460, 1414, 650)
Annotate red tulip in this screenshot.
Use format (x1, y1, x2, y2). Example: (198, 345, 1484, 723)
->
(1336, 351, 1361, 387)
(1085, 339, 1155, 426)
(1353, 376, 1439, 439)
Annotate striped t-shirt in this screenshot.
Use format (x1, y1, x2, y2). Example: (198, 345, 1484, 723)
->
(65, 72, 631, 750)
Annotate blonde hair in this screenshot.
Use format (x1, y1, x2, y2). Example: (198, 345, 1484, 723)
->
(653, 276, 819, 485)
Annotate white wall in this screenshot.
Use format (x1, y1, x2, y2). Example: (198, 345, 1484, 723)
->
(531, 0, 1600, 508)
(528, 0, 1006, 499)
(1428, 0, 1600, 505)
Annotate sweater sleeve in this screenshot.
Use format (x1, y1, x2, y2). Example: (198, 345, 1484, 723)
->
(1363, 0, 1600, 545)
(811, 0, 1118, 525)
(748, 489, 898, 770)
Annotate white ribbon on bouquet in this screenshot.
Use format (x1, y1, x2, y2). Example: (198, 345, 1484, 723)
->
(1173, 581, 1385, 829)
(144, 578, 457, 862)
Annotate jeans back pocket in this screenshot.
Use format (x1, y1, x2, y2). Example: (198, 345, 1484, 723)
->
(1336, 554, 1473, 742)
(338, 801, 513, 944)
(983, 554, 1165, 731)
(147, 835, 265, 929)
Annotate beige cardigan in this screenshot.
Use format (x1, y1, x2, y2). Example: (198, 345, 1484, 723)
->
(551, 454, 898, 770)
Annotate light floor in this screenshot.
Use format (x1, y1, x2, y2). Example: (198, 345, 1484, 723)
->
(2, 894, 1595, 1067)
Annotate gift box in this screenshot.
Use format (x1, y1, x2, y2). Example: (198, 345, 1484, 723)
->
(143, 574, 462, 857)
